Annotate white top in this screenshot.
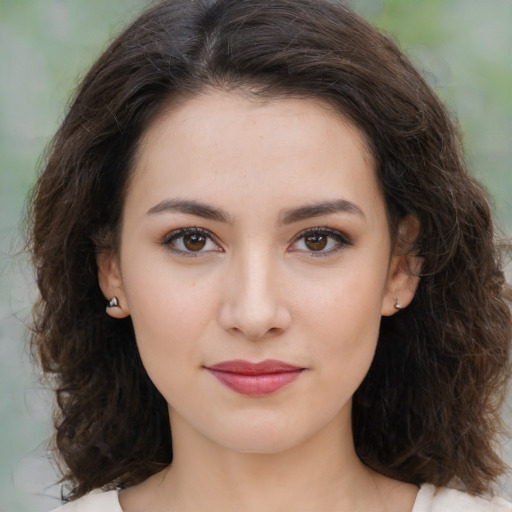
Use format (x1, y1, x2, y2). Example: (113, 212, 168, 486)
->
(51, 483, 512, 511)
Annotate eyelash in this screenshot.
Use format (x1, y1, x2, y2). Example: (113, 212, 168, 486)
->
(161, 226, 352, 257)
(161, 227, 221, 257)
(290, 227, 352, 257)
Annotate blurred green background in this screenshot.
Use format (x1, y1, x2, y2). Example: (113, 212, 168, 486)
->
(0, 1, 510, 510)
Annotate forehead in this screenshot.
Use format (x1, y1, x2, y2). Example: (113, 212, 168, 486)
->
(137, 90, 375, 169)
(127, 90, 384, 223)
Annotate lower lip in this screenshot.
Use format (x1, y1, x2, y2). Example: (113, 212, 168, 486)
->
(207, 369, 303, 395)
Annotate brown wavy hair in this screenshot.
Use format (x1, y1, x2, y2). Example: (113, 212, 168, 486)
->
(29, 0, 511, 500)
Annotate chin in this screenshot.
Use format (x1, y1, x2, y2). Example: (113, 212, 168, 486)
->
(200, 413, 329, 455)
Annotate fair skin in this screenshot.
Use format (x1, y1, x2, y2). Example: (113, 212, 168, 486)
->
(98, 90, 420, 512)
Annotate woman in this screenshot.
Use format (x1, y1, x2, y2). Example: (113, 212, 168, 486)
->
(29, 0, 511, 510)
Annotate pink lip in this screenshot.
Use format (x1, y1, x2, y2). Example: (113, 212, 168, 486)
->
(206, 359, 305, 396)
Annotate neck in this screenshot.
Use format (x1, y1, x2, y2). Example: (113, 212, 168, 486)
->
(127, 407, 414, 512)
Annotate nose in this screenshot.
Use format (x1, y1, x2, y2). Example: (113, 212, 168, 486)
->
(218, 246, 292, 340)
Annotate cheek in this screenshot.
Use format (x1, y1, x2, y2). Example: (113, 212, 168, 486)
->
(123, 245, 217, 327)
(300, 259, 386, 331)
(121, 257, 219, 381)
(297, 263, 386, 379)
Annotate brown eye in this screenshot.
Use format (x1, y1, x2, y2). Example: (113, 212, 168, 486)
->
(163, 228, 221, 255)
(304, 234, 328, 251)
(183, 233, 207, 251)
(289, 227, 352, 256)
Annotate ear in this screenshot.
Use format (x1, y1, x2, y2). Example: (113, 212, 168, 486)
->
(97, 250, 130, 319)
(381, 216, 422, 316)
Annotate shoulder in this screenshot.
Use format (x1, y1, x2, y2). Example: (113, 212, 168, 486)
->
(50, 489, 122, 512)
(413, 484, 512, 512)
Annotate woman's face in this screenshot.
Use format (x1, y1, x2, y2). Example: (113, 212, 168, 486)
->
(99, 91, 416, 454)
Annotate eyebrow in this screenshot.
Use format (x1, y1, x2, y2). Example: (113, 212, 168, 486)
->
(146, 199, 232, 223)
(146, 198, 364, 224)
(279, 199, 365, 225)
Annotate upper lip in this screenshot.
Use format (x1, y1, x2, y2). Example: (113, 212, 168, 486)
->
(206, 359, 303, 375)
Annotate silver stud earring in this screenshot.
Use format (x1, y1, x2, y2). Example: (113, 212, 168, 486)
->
(107, 296, 120, 308)
(393, 297, 402, 310)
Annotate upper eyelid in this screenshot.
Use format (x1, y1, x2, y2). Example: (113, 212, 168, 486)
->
(163, 226, 213, 238)
(290, 226, 352, 243)
(161, 227, 221, 247)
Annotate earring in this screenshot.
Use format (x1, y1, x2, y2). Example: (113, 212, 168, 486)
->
(393, 297, 402, 310)
(107, 296, 120, 308)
